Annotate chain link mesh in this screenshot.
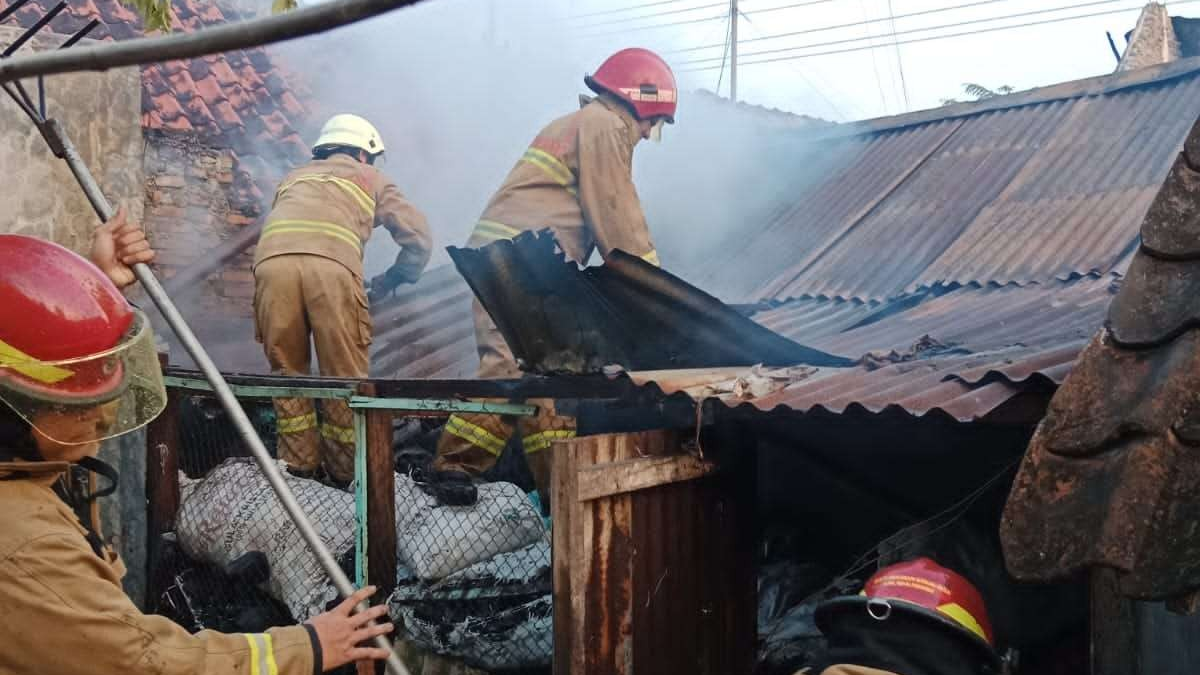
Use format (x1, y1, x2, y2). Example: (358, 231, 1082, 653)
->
(148, 387, 553, 674)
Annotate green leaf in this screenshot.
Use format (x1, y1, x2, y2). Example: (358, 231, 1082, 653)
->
(272, 0, 298, 14)
(122, 0, 173, 32)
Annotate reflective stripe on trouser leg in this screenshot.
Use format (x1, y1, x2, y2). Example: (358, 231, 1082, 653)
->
(519, 398, 576, 498)
(434, 410, 514, 476)
(319, 398, 356, 484)
(274, 397, 319, 472)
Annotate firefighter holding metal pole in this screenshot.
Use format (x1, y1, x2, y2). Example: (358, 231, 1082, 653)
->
(253, 114, 432, 485)
(434, 47, 678, 499)
(0, 214, 396, 674)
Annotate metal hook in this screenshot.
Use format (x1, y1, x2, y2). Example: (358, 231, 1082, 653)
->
(867, 598, 893, 621)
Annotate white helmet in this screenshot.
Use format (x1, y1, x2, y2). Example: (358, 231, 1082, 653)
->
(313, 114, 385, 156)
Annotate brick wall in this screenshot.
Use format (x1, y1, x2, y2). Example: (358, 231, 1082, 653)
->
(143, 130, 272, 372)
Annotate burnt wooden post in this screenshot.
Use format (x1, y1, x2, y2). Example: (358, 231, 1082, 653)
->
(145, 353, 182, 604)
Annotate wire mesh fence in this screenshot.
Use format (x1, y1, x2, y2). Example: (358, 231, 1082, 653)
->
(148, 384, 554, 674)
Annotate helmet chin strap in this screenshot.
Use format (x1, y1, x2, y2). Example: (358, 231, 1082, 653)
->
(77, 455, 119, 501)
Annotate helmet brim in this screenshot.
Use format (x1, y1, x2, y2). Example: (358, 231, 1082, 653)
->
(815, 595, 1000, 668)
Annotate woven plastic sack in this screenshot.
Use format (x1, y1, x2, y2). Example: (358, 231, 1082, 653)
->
(394, 473, 545, 580)
(176, 458, 350, 621)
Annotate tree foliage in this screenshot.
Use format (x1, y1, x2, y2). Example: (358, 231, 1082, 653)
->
(123, 0, 297, 33)
(941, 82, 1016, 106)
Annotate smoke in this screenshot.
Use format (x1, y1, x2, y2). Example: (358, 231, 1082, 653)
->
(271, 0, 838, 289)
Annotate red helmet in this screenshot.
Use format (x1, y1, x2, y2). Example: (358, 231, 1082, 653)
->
(816, 558, 998, 665)
(0, 235, 166, 444)
(586, 48, 678, 123)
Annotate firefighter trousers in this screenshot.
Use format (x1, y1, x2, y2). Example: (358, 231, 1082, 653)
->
(434, 300, 575, 497)
(254, 254, 372, 483)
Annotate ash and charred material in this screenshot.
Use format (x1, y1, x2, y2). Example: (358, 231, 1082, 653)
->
(448, 230, 854, 374)
(1002, 118, 1200, 600)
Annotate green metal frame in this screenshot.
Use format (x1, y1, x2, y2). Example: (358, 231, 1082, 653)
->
(163, 373, 538, 588)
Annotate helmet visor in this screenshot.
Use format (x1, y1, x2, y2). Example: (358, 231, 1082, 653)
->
(0, 310, 167, 445)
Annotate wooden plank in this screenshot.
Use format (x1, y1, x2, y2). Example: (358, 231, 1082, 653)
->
(551, 434, 577, 675)
(576, 454, 718, 502)
(360, 383, 397, 600)
(147, 366, 182, 537)
(1091, 567, 1138, 675)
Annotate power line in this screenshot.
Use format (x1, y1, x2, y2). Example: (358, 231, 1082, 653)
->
(716, 7, 733, 95)
(575, 2, 726, 29)
(575, 0, 842, 36)
(672, 0, 1019, 53)
(859, 0, 891, 115)
(741, 10, 852, 120)
(681, 0, 1136, 65)
(887, 0, 911, 111)
(569, 0, 710, 20)
(680, 0, 1178, 70)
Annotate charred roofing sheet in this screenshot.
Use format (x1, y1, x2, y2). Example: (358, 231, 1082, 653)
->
(368, 264, 477, 379)
(700, 60, 1200, 305)
(1002, 115, 1200, 600)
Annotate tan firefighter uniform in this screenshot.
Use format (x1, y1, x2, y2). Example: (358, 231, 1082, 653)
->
(254, 153, 431, 483)
(435, 93, 660, 495)
(0, 459, 318, 675)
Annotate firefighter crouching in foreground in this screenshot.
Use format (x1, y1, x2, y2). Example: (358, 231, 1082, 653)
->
(0, 214, 393, 674)
(433, 47, 678, 499)
(254, 113, 432, 486)
(799, 558, 1003, 675)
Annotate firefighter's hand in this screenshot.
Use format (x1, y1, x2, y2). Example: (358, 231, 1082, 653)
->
(306, 586, 394, 671)
(91, 207, 155, 289)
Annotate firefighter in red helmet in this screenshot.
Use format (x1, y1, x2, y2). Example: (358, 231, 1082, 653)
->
(434, 47, 678, 501)
(0, 212, 394, 675)
(800, 558, 1003, 675)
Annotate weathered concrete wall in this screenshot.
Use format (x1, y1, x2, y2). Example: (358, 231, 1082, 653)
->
(1119, 3, 1183, 72)
(0, 25, 143, 251)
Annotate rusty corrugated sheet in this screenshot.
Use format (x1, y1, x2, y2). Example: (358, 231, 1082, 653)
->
(1001, 115, 1200, 600)
(698, 61, 1200, 304)
(368, 264, 477, 378)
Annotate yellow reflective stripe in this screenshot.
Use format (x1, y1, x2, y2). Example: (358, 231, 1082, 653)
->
(262, 219, 363, 253)
(444, 414, 507, 456)
(522, 429, 576, 454)
(472, 219, 524, 243)
(521, 148, 578, 196)
(937, 603, 989, 644)
(245, 634, 262, 675)
(320, 422, 356, 444)
(262, 634, 278, 675)
(277, 174, 375, 216)
(640, 249, 660, 267)
(277, 412, 317, 435)
(0, 337, 74, 384)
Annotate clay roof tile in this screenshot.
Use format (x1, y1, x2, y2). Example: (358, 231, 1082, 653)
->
(193, 74, 224, 106)
(209, 58, 239, 86)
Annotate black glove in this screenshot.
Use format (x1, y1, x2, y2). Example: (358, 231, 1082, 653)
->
(367, 265, 417, 303)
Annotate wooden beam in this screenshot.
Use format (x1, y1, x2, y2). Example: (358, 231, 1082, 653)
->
(576, 453, 718, 502)
(1091, 568, 1137, 675)
(360, 383, 397, 600)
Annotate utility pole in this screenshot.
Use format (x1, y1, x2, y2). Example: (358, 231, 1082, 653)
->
(730, 0, 738, 101)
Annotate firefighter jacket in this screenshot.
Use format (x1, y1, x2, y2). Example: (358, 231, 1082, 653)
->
(254, 154, 432, 282)
(467, 94, 660, 266)
(0, 459, 319, 675)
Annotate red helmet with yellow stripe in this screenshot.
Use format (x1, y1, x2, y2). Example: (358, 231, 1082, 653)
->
(0, 235, 166, 445)
(816, 557, 999, 666)
(585, 48, 678, 124)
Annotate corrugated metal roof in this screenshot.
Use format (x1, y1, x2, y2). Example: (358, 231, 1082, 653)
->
(368, 264, 477, 379)
(697, 60, 1200, 304)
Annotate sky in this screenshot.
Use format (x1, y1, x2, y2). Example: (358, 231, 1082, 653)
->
(505, 0, 1199, 122)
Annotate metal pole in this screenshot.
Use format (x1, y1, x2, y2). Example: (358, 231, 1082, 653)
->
(44, 119, 410, 675)
(730, 0, 737, 102)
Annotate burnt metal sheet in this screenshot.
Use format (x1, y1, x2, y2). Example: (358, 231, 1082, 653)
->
(447, 231, 854, 374)
(1001, 111, 1200, 599)
(698, 63, 1200, 304)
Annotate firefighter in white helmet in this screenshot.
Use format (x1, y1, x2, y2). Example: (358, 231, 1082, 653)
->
(253, 113, 432, 485)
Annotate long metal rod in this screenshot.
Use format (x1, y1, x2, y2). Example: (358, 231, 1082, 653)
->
(0, 0, 429, 83)
(47, 120, 410, 675)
